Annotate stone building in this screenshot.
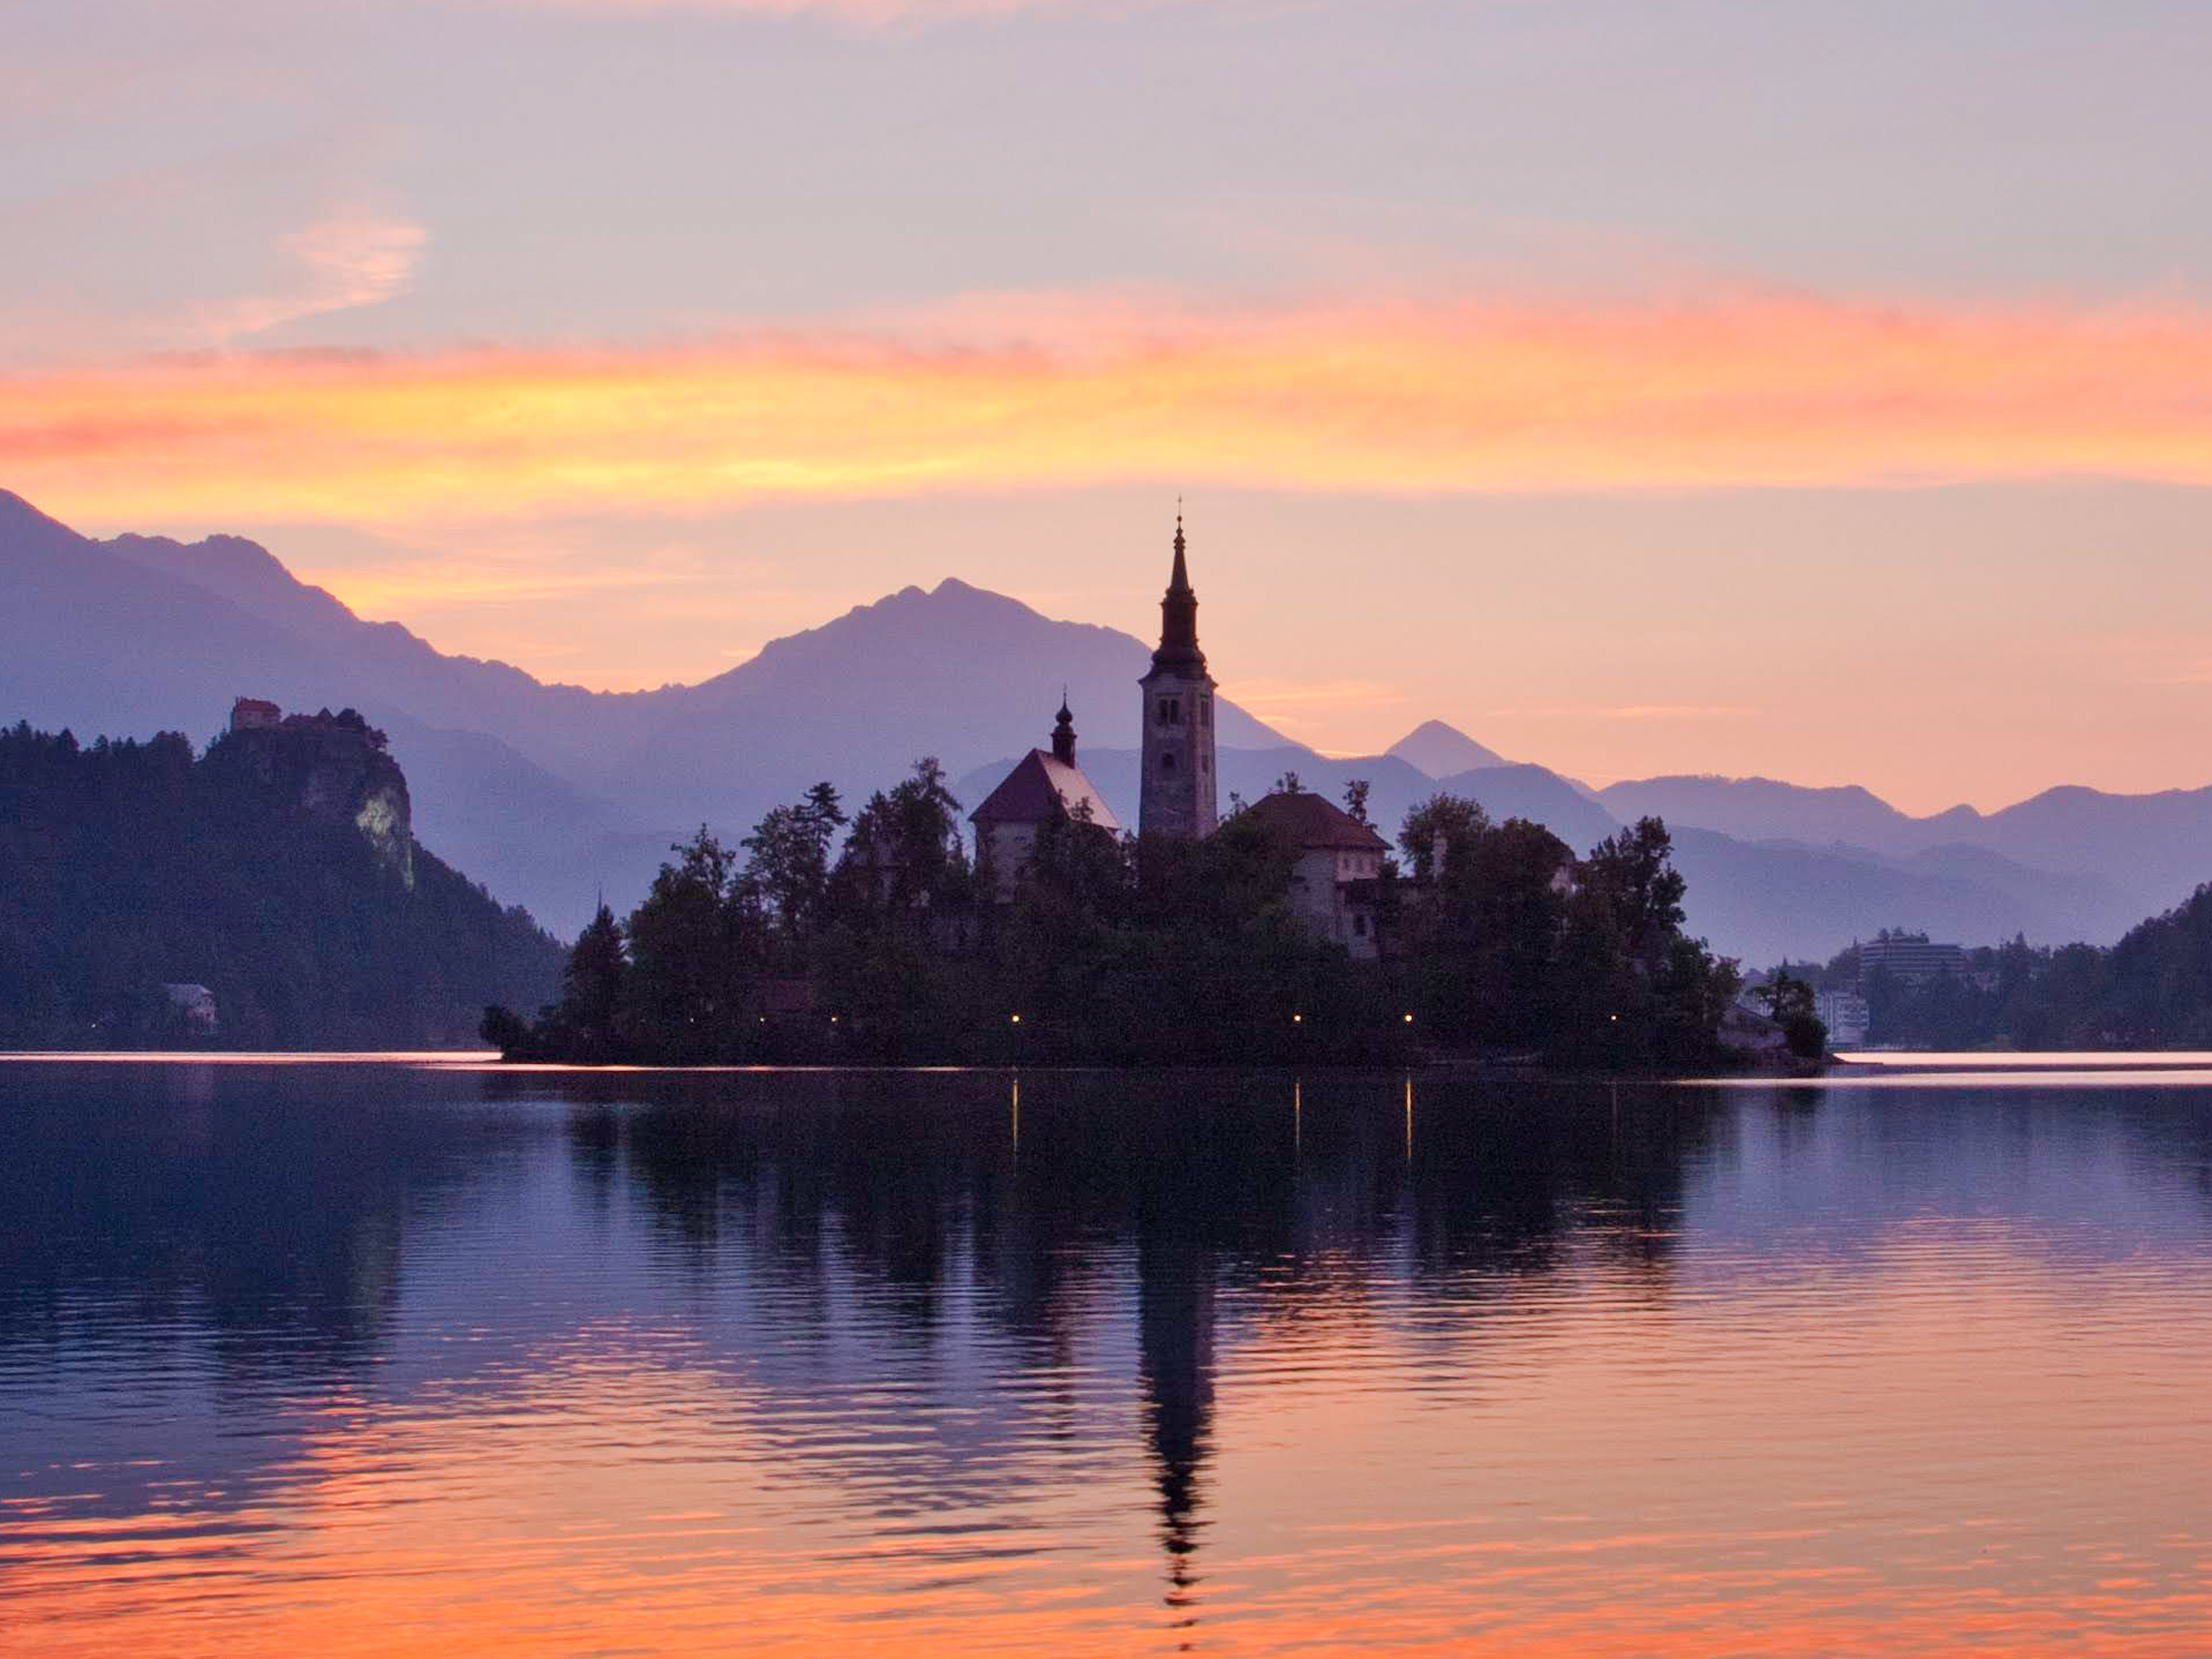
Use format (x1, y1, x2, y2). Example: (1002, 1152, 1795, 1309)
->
(969, 697, 1121, 900)
(1239, 790, 1390, 961)
(1138, 518, 1217, 842)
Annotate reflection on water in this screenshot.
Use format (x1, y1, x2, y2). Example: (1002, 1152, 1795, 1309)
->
(4, 1059, 2212, 1656)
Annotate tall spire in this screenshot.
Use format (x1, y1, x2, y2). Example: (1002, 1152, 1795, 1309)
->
(1051, 692, 1077, 765)
(1152, 512, 1205, 674)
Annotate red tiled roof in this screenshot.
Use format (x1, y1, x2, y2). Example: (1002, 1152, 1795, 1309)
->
(969, 750, 1122, 831)
(1241, 790, 1389, 852)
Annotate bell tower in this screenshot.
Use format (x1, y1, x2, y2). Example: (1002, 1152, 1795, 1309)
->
(1138, 515, 1218, 841)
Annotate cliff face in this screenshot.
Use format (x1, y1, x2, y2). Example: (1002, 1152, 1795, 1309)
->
(217, 710, 415, 887)
(0, 720, 563, 1049)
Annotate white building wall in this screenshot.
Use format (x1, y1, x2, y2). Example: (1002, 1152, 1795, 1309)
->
(1287, 849, 1380, 961)
(976, 822, 1039, 901)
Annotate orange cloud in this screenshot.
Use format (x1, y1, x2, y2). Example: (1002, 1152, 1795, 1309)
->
(7, 288, 2212, 525)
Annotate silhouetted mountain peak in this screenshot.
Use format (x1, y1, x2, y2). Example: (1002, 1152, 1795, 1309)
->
(1387, 719, 1507, 777)
(0, 488, 91, 557)
(702, 574, 1179, 708)
(104, 530, 368, 640)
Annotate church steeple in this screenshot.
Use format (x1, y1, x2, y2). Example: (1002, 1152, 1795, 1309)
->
(1138, 512, 1218, 842)
(1051, 692, 1077, 766)
(1152, 514, 1206, 676)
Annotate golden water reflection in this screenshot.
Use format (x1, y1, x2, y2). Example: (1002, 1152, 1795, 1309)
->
(4, 1062, 2212, 1656)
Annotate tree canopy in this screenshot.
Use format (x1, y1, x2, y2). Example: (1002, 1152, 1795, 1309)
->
(492, 763, 1744, 1071)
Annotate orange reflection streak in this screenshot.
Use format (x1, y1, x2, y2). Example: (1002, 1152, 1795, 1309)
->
(9, 1236, 2212, 1659)
(10, 290, 2212, 527)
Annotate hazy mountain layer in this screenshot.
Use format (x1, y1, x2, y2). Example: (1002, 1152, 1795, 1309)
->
(5, 487, 2203, 960)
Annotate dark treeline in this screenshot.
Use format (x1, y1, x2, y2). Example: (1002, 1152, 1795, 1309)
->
(1797, 897, 2212, 1048)
(0, 721, 563, 1047)
(489, 760, 1742, 1069)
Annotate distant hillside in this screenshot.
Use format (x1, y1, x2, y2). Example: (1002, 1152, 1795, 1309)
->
(0, 718, 563, 1048)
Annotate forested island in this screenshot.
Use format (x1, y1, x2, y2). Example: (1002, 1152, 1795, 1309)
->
(486, 760, 1753, 1069)
(0, 717, 563, 1047)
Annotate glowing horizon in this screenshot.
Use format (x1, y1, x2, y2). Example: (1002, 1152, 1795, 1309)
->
(9, 286, 2212, 527)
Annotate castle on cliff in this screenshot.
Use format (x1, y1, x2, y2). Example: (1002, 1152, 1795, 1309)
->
(226, 696, 415, 888)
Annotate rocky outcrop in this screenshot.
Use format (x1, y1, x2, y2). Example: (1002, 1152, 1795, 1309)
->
(219, 702, 415, 887)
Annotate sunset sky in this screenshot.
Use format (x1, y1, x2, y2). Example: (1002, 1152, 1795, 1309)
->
(8, 0, 2212, 811)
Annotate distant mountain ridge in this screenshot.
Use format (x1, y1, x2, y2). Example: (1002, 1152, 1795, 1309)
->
(4, 486, 2205, 962)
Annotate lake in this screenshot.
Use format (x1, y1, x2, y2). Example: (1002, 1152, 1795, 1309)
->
(4, 1056, 2211, 1656)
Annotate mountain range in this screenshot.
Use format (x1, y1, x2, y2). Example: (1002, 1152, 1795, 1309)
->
(3, 486, 2201, 963)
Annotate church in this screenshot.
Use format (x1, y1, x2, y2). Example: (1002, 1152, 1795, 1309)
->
(970, 518, 1389, 957)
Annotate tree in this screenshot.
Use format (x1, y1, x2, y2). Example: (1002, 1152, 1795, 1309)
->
(1754, 968, 1827, 1060)
(1398, 792, 1490, 884)
(626, 827, 758, 1059)
(1341, 778, 1371, 825)
(1557, 817, 1737, 1067)
(480, 1003, 531, 1054)
(1580, 817, 1688, 971)
(837, 758, 969, 918)
(550, 903, 628, 1061)
(1394, 794, 1569, 1050)
(742, 781, 846, 944)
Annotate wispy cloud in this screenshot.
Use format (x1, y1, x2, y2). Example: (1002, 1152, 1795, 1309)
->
(191, 210, 428, 346)
(10, 284, 2212, 524)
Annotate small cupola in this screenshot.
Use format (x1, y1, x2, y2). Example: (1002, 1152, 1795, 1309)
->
(1051, 693, 1077, 766)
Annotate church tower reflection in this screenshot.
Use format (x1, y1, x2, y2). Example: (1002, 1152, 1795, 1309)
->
(1135, 1201, 1218, 1623)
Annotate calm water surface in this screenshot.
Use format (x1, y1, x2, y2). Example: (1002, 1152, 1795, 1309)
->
(4, 1058, 2211, 1656)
